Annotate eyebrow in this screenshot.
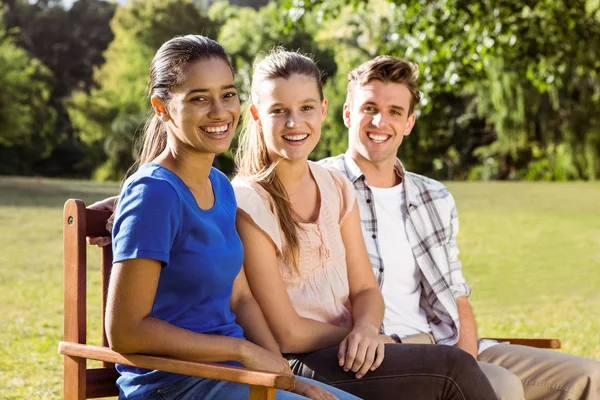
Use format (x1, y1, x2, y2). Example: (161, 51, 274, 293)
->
(185, 84, 237, 95)
(269, 98, 320, 108)
(362, 101, 405, 111)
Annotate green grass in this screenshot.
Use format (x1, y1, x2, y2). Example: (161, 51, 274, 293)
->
(0, 177, 598, 399)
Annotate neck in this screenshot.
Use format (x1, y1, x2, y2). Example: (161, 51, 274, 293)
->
(274, 158, 311, 192)
(155, 143, 214, 190)
(349, 150, 399, 188)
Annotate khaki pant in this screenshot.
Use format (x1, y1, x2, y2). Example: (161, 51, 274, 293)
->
(400, 334, 600, 399)
(479, 344, 600, 400)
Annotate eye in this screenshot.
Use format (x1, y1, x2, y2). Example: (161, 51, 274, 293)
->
(271, 109, 287, 115)
(191, 96, 208, 102)
(301, 105, 314, 111)
(391, 109, 402, 116)
(223, 92, 237, 99)
(363, 106, 376, 113)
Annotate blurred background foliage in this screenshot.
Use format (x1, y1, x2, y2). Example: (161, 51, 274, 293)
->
(1, 0, 598, 181)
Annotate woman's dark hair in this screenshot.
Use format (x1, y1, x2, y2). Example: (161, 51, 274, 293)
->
(135, 35, 233, 170)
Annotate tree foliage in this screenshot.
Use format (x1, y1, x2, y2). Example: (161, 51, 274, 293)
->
(1, 0, 598, 181)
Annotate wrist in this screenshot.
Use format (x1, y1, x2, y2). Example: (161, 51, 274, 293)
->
(237, 340, 255, 365)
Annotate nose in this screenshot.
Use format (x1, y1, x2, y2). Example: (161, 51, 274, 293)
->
(208, 99, 227, 120)
(372, 112, 387, 127)
(286, 111, 299, 128)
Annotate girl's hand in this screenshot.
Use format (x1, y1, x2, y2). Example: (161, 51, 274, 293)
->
(292, 380, 339, 400)
(338, 324, 385, 379)
(240, 342, 293, 375)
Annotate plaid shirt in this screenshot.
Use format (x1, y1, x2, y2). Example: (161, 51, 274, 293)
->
(320, 152, 470, 345)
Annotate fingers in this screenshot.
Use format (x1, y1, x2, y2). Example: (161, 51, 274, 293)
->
(337, 337, 348, 367)
(342, 337, 359, 372)
(354, 340, 377, 378)
(371, 341, 385, 371)
(87, 236, 111, 247)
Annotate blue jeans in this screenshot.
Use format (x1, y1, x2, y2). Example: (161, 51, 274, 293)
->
(138, 375, 361, 399)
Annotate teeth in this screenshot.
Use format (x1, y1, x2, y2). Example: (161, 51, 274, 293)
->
(283, 134, 308, 141)
(367, 133, 388, 143)
(203, 124, 228, 134)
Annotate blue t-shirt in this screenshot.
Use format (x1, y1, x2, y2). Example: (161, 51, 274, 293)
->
(111, 163, 245, 398)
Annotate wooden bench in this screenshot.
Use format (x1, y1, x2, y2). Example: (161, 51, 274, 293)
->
(58, 199, 295, 399)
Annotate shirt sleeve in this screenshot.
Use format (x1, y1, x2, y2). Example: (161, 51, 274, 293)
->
(112, 176, 181, 266)
(232, 182, 283, 253)
(446, 192, 472, 298)
(329, 168, 357, 226)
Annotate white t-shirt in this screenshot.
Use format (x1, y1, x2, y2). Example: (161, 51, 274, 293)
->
(369, 184, 431, 337)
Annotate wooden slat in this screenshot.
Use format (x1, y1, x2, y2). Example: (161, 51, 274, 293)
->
(85, 368, 119, 398)
(63, 199, 88, 399)
(249, 385, 277, 400)
(59, 342, 295, 390)
(483, 337, 561, 349)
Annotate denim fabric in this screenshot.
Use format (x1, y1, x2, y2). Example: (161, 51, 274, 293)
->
(127, 375, 361, 400)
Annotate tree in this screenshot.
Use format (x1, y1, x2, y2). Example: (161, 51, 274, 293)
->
(68, 0, 220, 180)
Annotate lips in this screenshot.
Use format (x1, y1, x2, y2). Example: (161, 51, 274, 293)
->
(200, 123, 230, 137)
(367, 131, 391, 143)
(282, 134, 309, 142)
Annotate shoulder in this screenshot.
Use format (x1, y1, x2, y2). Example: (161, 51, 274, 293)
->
(404, 170, 456, 208)
(230, 176, 282, 251)
(318, 154, 348, 176)
(121, 164, 180, 207)
(231, 176, 272, 208)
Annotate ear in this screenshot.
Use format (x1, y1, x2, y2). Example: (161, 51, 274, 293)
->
(249, 104, 262, 127)
(404, 112, 417, 136)
(320, 98, 328, 123)
(151, 95, 169, 122)
(343, 103, 352, 129)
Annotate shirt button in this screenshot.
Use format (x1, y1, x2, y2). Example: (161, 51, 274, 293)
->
(372, 234, 376, 239)
(379, 267, 383, 272)
(366, 198, 371, 203)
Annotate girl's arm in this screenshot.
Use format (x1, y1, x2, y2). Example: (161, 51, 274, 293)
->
(230, 266, 281, 354)
(236, 209, 350, 354)
(339, 201, 386, 378)
(105, 257, 290, 373)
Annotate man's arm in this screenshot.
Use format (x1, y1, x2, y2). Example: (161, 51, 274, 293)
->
(445, 192, 478, 358)
(455, 296, 478, 359)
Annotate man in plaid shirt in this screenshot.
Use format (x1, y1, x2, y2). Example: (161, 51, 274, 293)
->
(321, 56, 600, 400)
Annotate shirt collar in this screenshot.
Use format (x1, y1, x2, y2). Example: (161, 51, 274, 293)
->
(342, 149, 418, 208)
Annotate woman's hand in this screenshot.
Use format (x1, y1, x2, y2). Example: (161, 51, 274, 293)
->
(87, 196, 118, 247)
(240, 342, 293, 375)
(292, 379, 339, 400)
(338, 324, 385, 379)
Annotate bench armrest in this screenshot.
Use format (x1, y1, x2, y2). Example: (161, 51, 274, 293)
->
(58, 342, 295, 390)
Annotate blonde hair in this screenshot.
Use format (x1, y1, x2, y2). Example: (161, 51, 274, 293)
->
(235, 48, 323, 272)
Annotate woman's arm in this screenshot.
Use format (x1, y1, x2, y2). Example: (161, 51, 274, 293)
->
(339, 201, 386, 378)
(105, 257, 290, 373)
(230, 266, 281, 354)
(236, 209, 350, 354)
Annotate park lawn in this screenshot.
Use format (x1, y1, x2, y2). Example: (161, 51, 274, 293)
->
(0, 177, 598, 399)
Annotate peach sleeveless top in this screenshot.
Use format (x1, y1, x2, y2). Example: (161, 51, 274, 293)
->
(232, 162, 355, 328)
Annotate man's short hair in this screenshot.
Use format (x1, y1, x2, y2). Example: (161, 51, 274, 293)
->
(347, 55, 421, 114)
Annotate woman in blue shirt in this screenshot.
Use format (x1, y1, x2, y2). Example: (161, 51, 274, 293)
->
(108, 34, 359, 400)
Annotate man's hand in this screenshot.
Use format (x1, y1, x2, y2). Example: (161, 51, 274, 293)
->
(338, 324, 385, 379)
(292, 380, 339, 400)
(87, 196, 118, 247)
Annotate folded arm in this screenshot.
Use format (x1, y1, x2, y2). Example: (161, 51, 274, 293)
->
(106, 258, 290, 373)
(236, 209, 350, 354)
